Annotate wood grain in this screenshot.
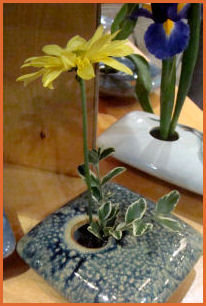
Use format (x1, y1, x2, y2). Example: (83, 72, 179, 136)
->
(4, 4, 98, 176)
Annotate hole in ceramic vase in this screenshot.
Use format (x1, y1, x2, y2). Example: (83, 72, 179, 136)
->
(72, 220, 107, 249)
(150, 127, 179, 141)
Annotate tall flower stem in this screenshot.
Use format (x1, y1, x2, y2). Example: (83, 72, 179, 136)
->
(160, 57, 176, 140)
(78, 77, 93, 224)
(169, 4, 201, 136)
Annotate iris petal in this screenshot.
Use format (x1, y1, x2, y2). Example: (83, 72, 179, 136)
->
(144, 21, 190, 59)
(177, 3, 190, 19)
(151, 4, 176, 22)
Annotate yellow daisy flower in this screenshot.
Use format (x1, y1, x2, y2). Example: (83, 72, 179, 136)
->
(17, 25, 134, 89)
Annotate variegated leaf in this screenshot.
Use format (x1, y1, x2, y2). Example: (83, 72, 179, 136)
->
(155, 190, 180, 215)
(98, 201, 112, 222)
(101, 167, 126, 185)
(132, 220, 153, 236)
(109, 229, 122, 240)
(87, 222, 102, 239)
(125, 198, 147, 224)
(155, 216, 183, 232)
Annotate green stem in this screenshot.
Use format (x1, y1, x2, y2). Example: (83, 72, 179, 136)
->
(169, 4, 201, 136)
(160, 57, 176, 140)
(78, 77, 93, 224)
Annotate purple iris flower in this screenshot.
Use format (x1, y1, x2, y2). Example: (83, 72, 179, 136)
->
(131, 4, 190, 59)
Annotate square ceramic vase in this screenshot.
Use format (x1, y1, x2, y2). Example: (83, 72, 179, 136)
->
(17, 183, 202, 303)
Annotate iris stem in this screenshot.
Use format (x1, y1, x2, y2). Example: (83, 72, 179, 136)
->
(78, 77, 93, 224)
(160, 57, 176, 140)
(169, 4, 201, 136)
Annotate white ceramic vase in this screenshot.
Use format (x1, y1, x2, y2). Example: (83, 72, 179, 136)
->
(97, 111, 203, 195)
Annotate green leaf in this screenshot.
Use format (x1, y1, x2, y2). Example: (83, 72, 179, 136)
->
(77, 164, 85, 178)
(127, 54, 153, 113)
(127, 54, 152, 92)
(91, 186, 101, 202)
(111, 4, 128, 33)
(132, 220, 153, 236)
(87, 222, 102, 239)
(109, 229, 122, 240)
(125, 198, 147, 224)
(114, 19, 137, 40)
(103, 226, 113, 237)
(135, 80, 154, 113)
(155, 216, 183, 232)
(98, 201, 112, 222)
(88, 149, 99, 165)
(90, 172, 99, 187)
(116, 222, 126, 231)
(111, 4, 139, 40)
(102, 167, 126, 185)
(105, 204, 119, 227)
(99, 147, 115, 161)
(155, 190, 180, 215)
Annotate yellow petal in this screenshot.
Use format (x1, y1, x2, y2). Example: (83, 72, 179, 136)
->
(86, 34, 112, 58)
(16, 69, 44, 86)
(60, 52, 76, 69)
(22, 56, 61, 68)
(76, 57, 95, 80)
(101, 57, 133, 75)
(24, 56, 39, 63)
(109, 29, 121, 41)
(42, 44, 64, 56)
(42, 69, 63, 89)
(86, 25, 104, 48)
(66, 35, 87, 51)
(101, 40, 134, 57)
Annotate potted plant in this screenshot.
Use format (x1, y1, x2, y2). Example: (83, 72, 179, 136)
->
(16, 24, 202, 303)
(98, 3, 203, 195)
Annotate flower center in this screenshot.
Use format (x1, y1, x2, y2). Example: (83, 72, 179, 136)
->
(163, 19, 175, 37)
(177, 3, 187, 13)
(142, 4, 152, 12)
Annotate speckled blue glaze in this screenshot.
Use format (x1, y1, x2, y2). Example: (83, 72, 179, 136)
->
(3, 209, 16, 258)
(17, 183, 202, 303)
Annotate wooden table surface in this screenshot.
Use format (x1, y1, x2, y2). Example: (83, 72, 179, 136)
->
(3, 90, 203, 303)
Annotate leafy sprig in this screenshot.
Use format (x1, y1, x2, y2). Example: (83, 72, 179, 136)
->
(78, 147, 182, 241)
(88, 186, 182, 241)
(78, 147, 126, 204)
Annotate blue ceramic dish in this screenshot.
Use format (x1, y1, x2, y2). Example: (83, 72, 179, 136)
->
(99, 57, 161, 98)
(3, 209, 16, 258)
(17, 183, 202, 303)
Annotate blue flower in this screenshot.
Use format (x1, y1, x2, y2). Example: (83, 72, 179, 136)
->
(130, 4, 190, 59)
